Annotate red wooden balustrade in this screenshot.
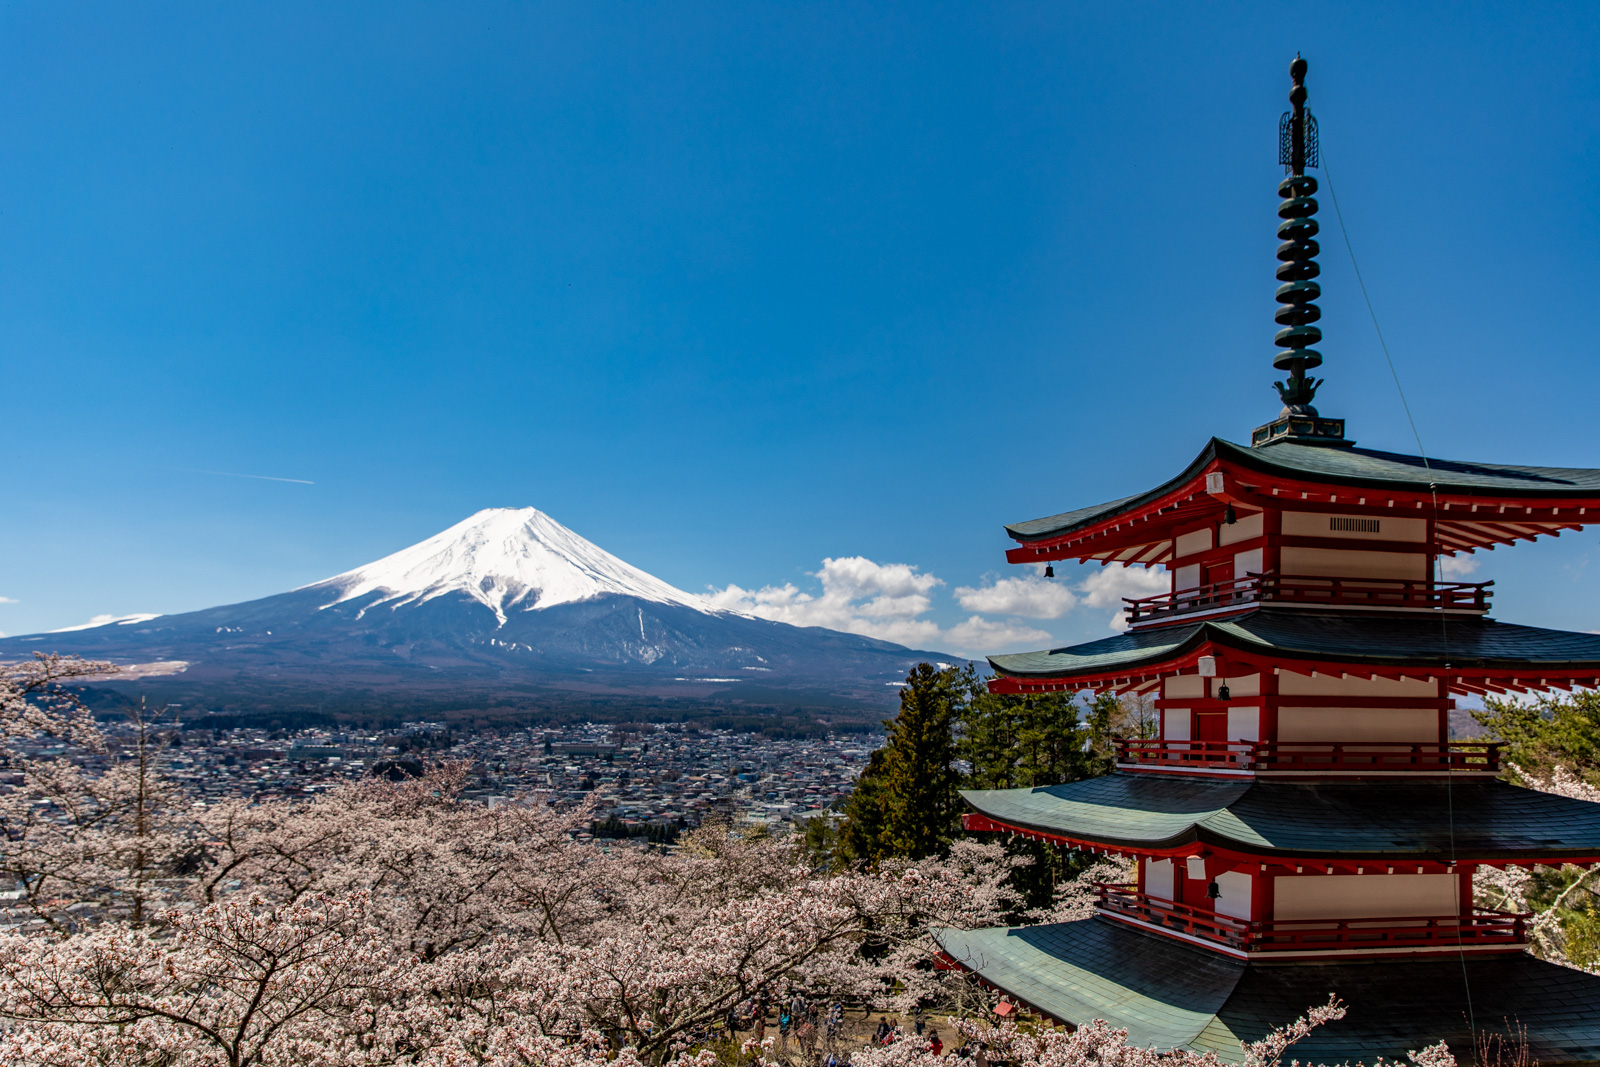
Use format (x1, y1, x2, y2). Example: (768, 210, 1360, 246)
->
(1114, 738, 1501, 772)
(1094, 884, 1529, 953)
(1124, 572, 1493, 624)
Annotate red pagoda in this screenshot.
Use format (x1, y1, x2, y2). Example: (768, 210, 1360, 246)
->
(936, 58, 1600, 1063)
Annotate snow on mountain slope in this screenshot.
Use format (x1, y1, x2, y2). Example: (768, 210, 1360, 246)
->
(302, 507, 717, 625)
(49, 612, 163, 633)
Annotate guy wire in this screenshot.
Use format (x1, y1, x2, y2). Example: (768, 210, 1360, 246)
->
(1321, 150, 1477, 1040)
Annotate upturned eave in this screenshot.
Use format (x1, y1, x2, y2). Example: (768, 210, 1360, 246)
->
(1006, 437, 1600, 565)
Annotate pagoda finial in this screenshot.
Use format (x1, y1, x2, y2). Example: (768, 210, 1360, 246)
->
(1253, 55, 1348, 447)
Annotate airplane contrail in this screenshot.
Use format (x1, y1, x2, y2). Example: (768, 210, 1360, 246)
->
(177, 468, 316, 485)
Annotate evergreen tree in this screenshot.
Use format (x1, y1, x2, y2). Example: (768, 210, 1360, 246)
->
(835, 664, 1126, 887)
(838, 663, 965, 863)
(1475, 691, 1600, 785)
(958, 687, 1117, 790)
(835, 747, 891, 863)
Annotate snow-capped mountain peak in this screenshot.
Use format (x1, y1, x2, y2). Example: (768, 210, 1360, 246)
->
(303, 507, 716, 625)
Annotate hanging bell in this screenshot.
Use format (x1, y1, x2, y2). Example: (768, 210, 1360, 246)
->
(1044, 565, 1055, 579)
(1223, 505, 1238, 525)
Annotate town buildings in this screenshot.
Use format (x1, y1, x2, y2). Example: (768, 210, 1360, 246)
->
(18, 717, 873, 829)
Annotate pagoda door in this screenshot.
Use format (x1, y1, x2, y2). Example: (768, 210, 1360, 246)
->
(1194, 711, 1228, 745)
(1202, 559, 1234, 605)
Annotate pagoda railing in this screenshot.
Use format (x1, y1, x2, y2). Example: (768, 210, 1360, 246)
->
(1095, 884, 1529, 953)
(1114, 739, 1500, 773)
(1124, 572, 1493, 625)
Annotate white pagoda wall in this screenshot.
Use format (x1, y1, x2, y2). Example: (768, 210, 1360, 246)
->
(1276, 673, 1440, 743)
(1214, 870, 1251, 919)
(1145, 858, 1173, 900)
(1161, 673, 1261, 742)
(1140, 861, 1463, 924)
(1273, 873, 1460, 919)
(1161, 672, 1441, 744)
(1172, 514, 1264, 590)
(1139, 859, 1251, 920)
(1277, 511, 1429, 580)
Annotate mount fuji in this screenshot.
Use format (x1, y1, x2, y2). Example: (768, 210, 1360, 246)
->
(3, 508, 953, 720)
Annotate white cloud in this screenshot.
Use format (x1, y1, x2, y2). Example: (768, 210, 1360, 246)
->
(704, 556, 1049, 657)
(1440, 555, 1479, 578)
(1078, 565, 1169, 631)
(703, 557, 943, 646)
(945, 615, 1054, 653)
(704, 556, 939, 626)
(954, 572, 1077, 618)
(0, 596, 17, 604)
(709, 553, 1182, 653)
(1079, 565, 1168, 608)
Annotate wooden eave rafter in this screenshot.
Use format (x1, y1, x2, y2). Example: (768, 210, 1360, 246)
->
(1008, 458, 1600, 565)
(1006, 468, 1225, 567)
(988, 640, 1600, 698)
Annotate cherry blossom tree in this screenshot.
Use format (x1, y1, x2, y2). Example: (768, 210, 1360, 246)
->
(0, 656, 1460, 1066)
(830, 998, 1454, 1067)
(1474, 763, 1600, 972)
(0, 655, 197, 931)
(0, 892, 395, 1067)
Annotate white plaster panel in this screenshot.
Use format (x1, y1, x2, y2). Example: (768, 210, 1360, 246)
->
(1164, 708, 1190, 741)
(1279, 546, 1427, 580)
(1215, 871, 1253, 920)
(1233, 547, 1264, 577)
(1144, 859, 1174, 901)
(1277, 707, 1439, 743)
(1273, 874, 1459, 920)
(1175, 529, 1214, 558)
(1227, 707, 1260, 741)
(1277, 674, 1438, 697)
(1175, 564, 1200, 590)
(1281, 512, 1428, 542)
(1165, 676, 1204, 698)
(1219, 512, 1264, 546)
(1213, 674, 1260, 697)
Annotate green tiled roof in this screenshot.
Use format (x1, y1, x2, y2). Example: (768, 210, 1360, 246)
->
(1007, 437, 1600, 543)
(935, 919, 1600, 1064)
(962, 776, 1600, 860)
(934, 919, 1242, 1050)
(988, 609, 1600, 679)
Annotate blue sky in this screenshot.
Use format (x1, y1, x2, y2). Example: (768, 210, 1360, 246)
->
(3, 3, 1600, 655)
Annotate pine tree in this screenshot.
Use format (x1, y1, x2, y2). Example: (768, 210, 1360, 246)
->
(835, 746, 890, 863)
(1475, 690, 1600, 785)
(836, 666, 1125, 876)
(838, 663, 965, 863)
(958, 687, 1118, 790)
